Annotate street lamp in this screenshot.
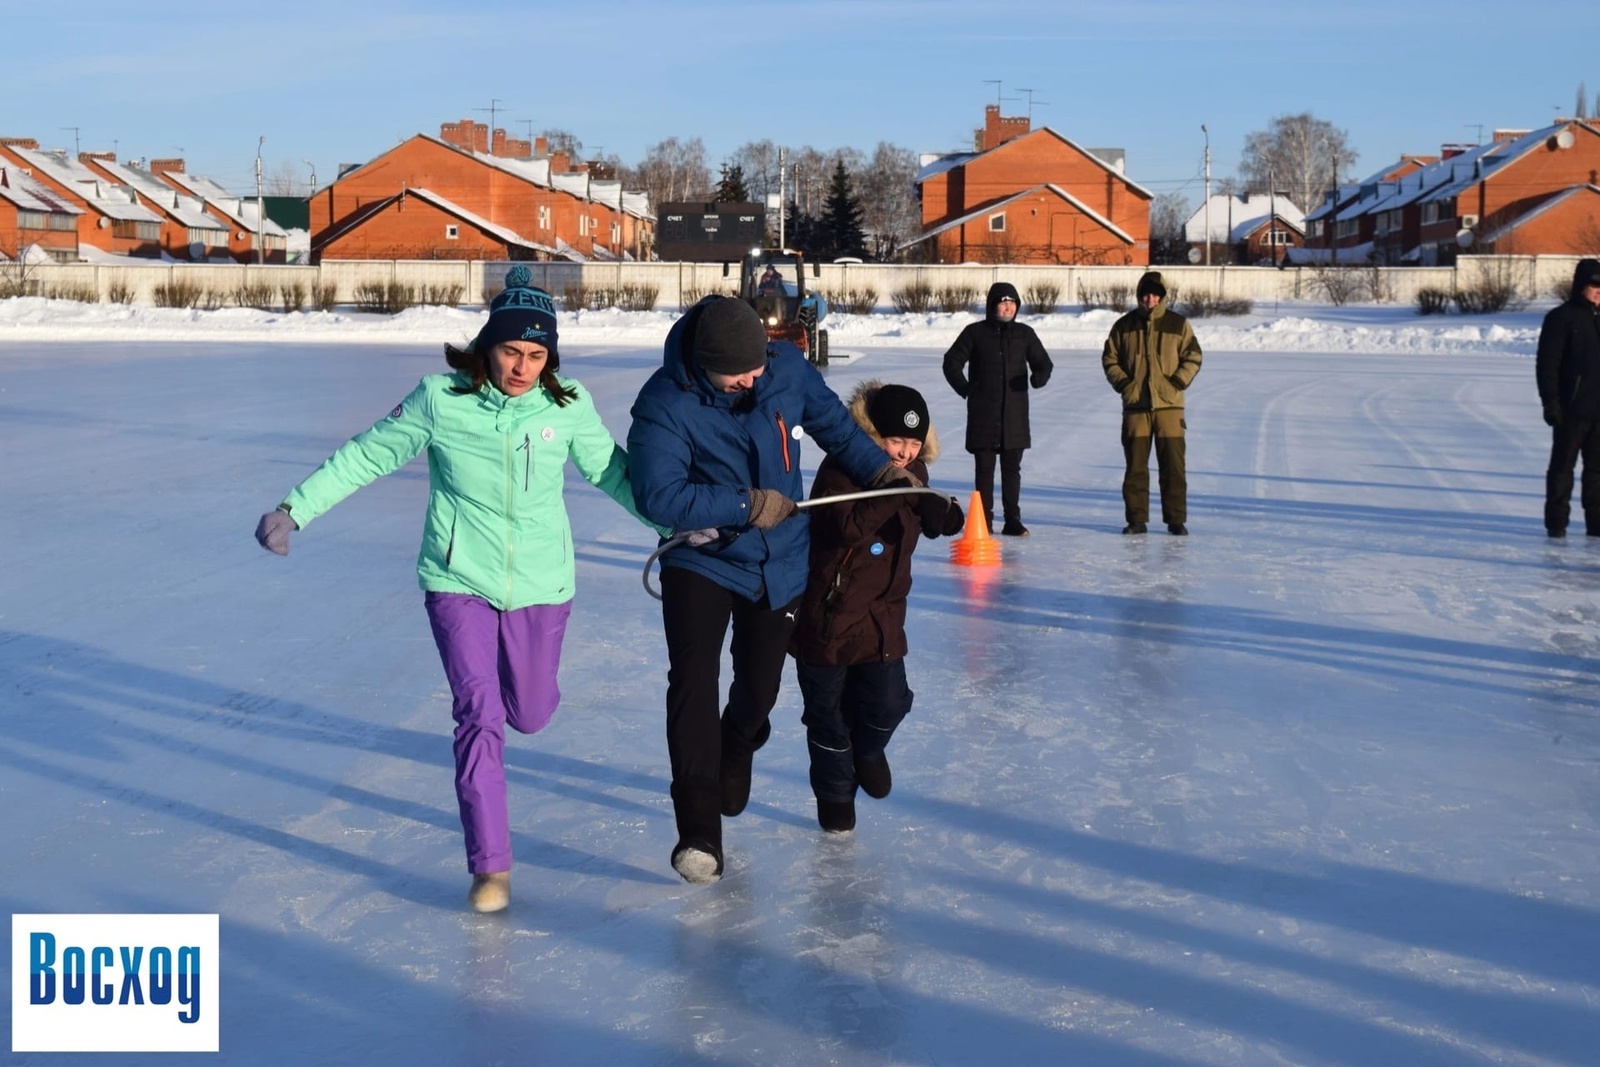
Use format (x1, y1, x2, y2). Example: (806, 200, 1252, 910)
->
(255, 136, 266, 265)
(302, 158, 317, 195)
(1201, 124, 1211, 267)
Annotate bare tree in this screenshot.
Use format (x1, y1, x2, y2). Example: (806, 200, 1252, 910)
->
(633, 137, 711, 208)
(726, 140, 782, 202)
(540, 128, 585, 159)
(1148, 191, 1191, 265)
(1239, 113, 1355, 220)
(264, 159, 308, 196)
(855, 141, 919, 260)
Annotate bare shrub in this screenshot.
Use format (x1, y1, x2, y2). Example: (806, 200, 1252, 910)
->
(1023, 282, 1061, 314)
(1415, 287, 1451, 315)
(1453, 259, 1525, 314)
(562, 282, 658, 311)
(1178, 291, 1253, 317)
(311, 281, 339, 312)
(280, 281, 307, 313)
(935, 285, 978, 313)
(824, 287, 878, 315)
(232, 280, 277, 310)
(106, 278, 136, 305)
(421, 283, 465, 307)
(680, 285, 733, 310)
(45, 282, 100, 303)
(353, 280, 417, 314)
(1077, 281, 1133, 312)
(891, 282, 934, 313)
(1310, 266, 1367, 306)
(152, 278, 204, 308)
(197, 287, 227, 311)
(1364, 263, 1395, 304)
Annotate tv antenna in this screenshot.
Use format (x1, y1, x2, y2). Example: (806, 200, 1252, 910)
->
(61, 126, 80, 156)
(1015, 88, 1050, 124)
(982, 80, 1002, 107)
(1465, 123, 1484, 145)
(474, 99, 504, 137)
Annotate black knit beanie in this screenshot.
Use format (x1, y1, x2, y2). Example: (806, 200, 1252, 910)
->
(693, 297, 769, 376)
(1136, 271, 1167, 299)
(867, 384, 930, 442)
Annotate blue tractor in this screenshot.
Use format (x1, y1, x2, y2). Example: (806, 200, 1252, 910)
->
(741, 248, 830, 366)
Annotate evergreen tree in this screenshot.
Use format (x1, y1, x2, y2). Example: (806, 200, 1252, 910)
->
(817, 160, 868, 260)
(784, 199, 822, 255)
(714, 162, 751, 203)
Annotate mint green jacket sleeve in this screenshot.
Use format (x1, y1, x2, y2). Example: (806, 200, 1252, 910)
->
(280, 379, 433, 527)
(566, 382, 672, 538)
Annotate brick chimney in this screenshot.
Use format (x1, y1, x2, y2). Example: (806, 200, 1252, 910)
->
(440, 119, 488, 153)
(976, 105, 1031, 151)
(0, 137, 41, 150)
(150, 158, 185, 175)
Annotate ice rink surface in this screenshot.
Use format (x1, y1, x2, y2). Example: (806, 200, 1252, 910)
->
(2, 312, 1597, 1065)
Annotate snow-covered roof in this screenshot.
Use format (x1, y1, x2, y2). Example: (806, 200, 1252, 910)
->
(1419, 126, 1566, 204)
(1184, 194, 1305, 243)
(916, 128, 1153, 199)
(2, 145, 163, 224)
(79, 158, 228, 233)
(913, 152, 977, 184)
(0, 166, 84, 216)
(158, 171, 290, 238)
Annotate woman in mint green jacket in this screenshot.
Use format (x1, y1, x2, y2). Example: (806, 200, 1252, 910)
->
(254, 267, 659, 914)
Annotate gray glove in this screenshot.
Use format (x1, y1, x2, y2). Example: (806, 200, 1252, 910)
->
(681, 528, 720, 546)
(747, 488, 798, 530)
(255, 509, 296, 556)
(870, 462, 924, 490)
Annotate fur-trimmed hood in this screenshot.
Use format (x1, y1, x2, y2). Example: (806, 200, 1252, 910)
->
(846, 379, 940, 463)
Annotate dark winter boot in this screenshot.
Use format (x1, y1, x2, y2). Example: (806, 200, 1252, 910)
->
(817, 797, 856, 833)
(854, 752, 893, 800)
(720, 716, 771, 818)
(670, 781, 723, 884)
(1000, 520, 1030, 537)
(1122, 522, 1147, 535)
(1167, 523, 1189, 536)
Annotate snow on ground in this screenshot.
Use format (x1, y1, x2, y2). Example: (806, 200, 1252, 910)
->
(2, 298, 1597, 1066)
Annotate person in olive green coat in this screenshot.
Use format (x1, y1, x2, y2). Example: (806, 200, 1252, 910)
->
(1101, 271, 1202, 535)
(253, 267, 663, 914)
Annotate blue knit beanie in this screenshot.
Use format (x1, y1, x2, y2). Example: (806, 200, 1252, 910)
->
(475, 265, 559, 365)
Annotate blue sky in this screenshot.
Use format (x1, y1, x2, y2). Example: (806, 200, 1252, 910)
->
(2, 0, 1594, 209)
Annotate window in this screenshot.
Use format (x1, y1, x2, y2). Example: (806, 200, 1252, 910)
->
(538, 205, 550, 229)
(189, 227, 227, 247)
(611, 222, 621, 244)
(1259, 229, 1292, 246)
(17, 210, 45, 229)
(445, 224, 459, 240)
(989, 212, 1006, 232)
(1421, 203, 1439, 225)
(112, 220, 160, 241)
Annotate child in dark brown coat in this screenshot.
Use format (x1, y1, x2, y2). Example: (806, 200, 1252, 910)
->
(789, 381, 965, 832)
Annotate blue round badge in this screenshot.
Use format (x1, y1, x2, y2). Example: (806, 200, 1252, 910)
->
(869, 542, 884, 556)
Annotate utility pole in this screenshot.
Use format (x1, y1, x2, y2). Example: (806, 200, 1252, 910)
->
(1330, 145, 1339, 269)
(778, 146, 787, 248)
(256, 136, 266, 266)
(1201, 124, 1211, 266)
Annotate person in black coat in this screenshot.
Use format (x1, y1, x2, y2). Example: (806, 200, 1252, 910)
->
(941, 281, 1053, 536)
(1536, 257, 1600, 537)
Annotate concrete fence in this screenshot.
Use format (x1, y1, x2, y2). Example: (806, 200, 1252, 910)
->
(4, 256, 1586, 311)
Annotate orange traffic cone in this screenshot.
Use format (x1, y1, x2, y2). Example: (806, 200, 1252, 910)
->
(949, 489, 1002, 566)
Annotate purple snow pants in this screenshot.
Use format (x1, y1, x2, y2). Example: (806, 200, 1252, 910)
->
(424, 592, 573, 874)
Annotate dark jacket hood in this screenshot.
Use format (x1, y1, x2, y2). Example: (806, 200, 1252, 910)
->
(1572, 259, 1600, 301)
(985, 282, 1021, 321)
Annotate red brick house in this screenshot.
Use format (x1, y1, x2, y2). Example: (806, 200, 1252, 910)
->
(148, 161, 289, 264)
(0, 139, 163, 258)
(80, 154, 233, 261)
(309, 123, 653, 263)
(909, 106, 1152, 264)
(0, 164, 81, 262)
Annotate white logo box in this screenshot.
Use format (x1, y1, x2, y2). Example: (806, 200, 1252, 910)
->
(12, 914, 219, 1053)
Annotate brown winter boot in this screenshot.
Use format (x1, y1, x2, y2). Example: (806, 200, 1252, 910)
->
(468, 871, 511, 913)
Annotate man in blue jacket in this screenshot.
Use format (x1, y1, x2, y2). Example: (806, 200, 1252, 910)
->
(629, 296, 912, 883)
